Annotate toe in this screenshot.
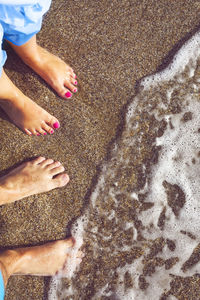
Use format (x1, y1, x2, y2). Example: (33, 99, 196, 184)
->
(52, 121, 60, 129)
(57, 86, 72, 99)
(77, 251, 84, 258)
(53, 173, 69, 187)
(65, 237, 75, 247)
(40, 158, 54, 167)
(37, 128, 47, 136)
(64, 80, 77, 93)
(50, 165, 65, 176)
(67, 66, 74, 75)
(47, 161, 61, 170)
(33, 156, 46, 164)
(46, 118, 60, 132)
(26, 128, 37, 135)
(76, 258, 82, 265)
(25, 128, 32, 136)
(53, 76, 74, 98)
(71, 77, 78, 86)
(42, 122, 55, 135)
(63, 89, 72, 99)
(70, 69, 77, 79)
(31, 129, 39, 136)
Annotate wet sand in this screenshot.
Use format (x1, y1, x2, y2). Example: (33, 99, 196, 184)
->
(0, 0, 200, 299)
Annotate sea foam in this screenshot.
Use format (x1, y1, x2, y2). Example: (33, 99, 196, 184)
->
(49, 30, 200, 300)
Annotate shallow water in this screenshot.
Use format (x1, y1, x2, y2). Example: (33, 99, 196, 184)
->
(49, 31, 200, 300)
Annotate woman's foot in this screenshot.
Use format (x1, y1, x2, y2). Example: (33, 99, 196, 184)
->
(9, 35, 78, 99)
(0, 70, 60, 135)
(0, 237, 83, 288)
(0, 157, 69, 205)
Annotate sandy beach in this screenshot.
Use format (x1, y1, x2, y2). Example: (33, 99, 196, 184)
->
(1, 0, 200, 299)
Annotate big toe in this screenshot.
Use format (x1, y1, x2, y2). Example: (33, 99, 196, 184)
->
(49, 117, 60, 130)
(53, 173, 69, 188)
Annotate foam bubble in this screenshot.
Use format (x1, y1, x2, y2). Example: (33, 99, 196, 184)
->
(49, 30, 200, 300)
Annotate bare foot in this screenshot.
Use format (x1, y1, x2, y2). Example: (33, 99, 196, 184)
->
(0, 70, 60, 135)
(0, 237, 83, 288)
(0, 157, 69, 205)
(9, 35, 78, 99)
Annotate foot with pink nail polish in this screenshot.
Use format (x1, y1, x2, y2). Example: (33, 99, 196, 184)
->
(8, 35, 78, 99)
(0, 70, 60, 136)
(0, 157, 69, 205)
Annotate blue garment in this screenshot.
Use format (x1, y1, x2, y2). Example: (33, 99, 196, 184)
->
(0, 1, 37, 4)
(0, 0, 51, 76)
(0, 271, 4, 300)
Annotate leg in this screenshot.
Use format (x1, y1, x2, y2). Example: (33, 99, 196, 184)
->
(0, 157, 69, 205)
(8, 35, 78, 99)
(0, 237, 82, 290)
(0, 69, 61, 135)
(0, 3, 62, 135)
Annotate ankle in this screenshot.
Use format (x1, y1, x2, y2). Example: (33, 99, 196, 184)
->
(9, 36, 42, 67)
(0, 250, 20, 286)
(0, 70, 23, 102)
(20, 46, 42, 68)
(0, 182, 22, 205)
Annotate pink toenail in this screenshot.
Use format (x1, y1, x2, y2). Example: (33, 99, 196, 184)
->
(65, 92, 72, 98)
(74, 88, 77, 93)
(50, 129, 54, 134)
(37, 133, 40, 136)
(53, 122, 60, 129)
(43, 132, 47, 135)
(74, 81, 77, 85)
(75, 75, 77, 79)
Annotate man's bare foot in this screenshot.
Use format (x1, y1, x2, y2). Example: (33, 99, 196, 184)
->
(0, 157, 69, 205)
(0, 237, 83, 288)
(9, 35, 78, 99)
(0, 70, 60, 135)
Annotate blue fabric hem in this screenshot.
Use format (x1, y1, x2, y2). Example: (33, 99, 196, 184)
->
(0, 271, 5, 300)
(5, 29, 39, 46)
(2, 16, 42, 46)
(0, 49, 7, 77)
